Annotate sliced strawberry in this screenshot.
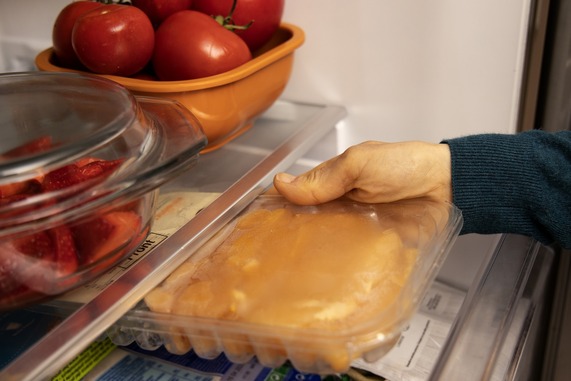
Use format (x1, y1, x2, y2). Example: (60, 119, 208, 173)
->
(1, 231, 56, 294)
(0, 178, 43, 199)
(0, 226, 79, 301)
(0, 181, 31, 198)
(13, 231, 55, 259)
(0, 136, 50, 200)
(0, 232, 53, 296)
(0, 179, 43, 223)
(72, 211, 142, 265)
(41, 164, 82, 191)
(42, 159, 123, 192)
(0, 190, 57, 227)
(0, 193, 29, 207)
(48, 225, 79, 277)
(1, 136, 53, 158)
(78, 159, 123, 179)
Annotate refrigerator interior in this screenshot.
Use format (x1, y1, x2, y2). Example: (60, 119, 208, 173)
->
(0, 0, 568, 380)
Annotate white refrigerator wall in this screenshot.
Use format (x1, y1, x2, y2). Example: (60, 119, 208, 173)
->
(281, 0, 531, 149)
(0, 0, 531, 151)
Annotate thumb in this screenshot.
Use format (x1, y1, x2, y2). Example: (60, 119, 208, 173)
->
(273, 161, 351, 205)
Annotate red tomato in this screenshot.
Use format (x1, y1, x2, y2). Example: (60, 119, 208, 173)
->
(131, 0, 193, 27)
(72, 4, 155, 76)
(52, 1, 105, 69)
(152, 10, 252, 80)
(192, 0, 284, 52)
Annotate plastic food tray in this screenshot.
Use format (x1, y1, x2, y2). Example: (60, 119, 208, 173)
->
(108, 195, 463, 374)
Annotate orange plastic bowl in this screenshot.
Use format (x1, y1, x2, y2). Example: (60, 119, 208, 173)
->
(36, 23, 305, 152)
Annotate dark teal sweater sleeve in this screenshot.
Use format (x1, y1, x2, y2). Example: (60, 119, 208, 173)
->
(442, 130, 571, 249)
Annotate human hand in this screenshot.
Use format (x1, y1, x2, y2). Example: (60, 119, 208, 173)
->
(273, 140, 453, 205)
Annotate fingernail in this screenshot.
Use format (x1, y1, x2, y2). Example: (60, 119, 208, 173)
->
(276, 173, 296, 184)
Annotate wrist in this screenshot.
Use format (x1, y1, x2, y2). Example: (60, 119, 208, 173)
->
(427, 143, 453, 203)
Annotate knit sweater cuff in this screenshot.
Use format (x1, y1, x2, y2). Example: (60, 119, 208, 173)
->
(441, 132, 551, 242)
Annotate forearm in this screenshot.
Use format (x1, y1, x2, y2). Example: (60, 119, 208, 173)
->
(443, 130, 571, 249)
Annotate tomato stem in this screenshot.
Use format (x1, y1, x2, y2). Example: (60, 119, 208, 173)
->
(213, 0, 254, 32)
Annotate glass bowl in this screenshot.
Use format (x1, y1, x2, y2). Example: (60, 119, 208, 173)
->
(35, 23, 305, 153)
(0, 71, 207, 311)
